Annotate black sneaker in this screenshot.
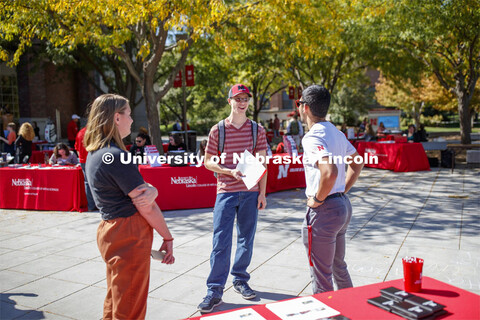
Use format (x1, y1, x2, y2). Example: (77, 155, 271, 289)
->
(197, 296, 222, 313)
(233, 281, 256, 300)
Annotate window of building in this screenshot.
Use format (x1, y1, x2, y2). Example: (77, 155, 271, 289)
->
(281, 91, 293, 110)
(0, 65, 19, 120)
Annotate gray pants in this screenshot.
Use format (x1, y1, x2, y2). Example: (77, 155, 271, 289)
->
(302, 194, 353, 294)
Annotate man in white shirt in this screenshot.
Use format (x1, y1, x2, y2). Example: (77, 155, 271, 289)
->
(297, 85, 363, 294)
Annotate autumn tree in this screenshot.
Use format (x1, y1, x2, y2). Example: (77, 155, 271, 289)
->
(1, 0, 229, 152)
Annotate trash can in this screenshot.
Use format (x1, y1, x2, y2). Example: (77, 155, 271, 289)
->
(441, 149, 454, 168)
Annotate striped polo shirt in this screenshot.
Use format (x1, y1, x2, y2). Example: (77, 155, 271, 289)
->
(206, 119, 267, 193)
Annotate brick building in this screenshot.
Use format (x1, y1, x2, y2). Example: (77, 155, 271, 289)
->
(0, 56, 96, 140)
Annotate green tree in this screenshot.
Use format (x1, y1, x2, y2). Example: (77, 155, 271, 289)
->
(330, 74, 373, 125)
(362, 0, 480, 143)
(1, 0, 229, 152)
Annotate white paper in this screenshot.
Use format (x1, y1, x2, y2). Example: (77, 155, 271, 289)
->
(201, 308, 265, 320)
(266, 296, 340, 320)
(145, 145, 161, 167)
(235, 150, 266, 190)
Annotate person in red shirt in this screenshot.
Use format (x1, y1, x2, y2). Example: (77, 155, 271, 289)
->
(273, 114, 280, 138)
(75, 126, 96, 211)
(67, 114, 80, 149)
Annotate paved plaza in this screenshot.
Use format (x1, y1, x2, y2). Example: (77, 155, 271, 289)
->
(1, 166, 479, 319)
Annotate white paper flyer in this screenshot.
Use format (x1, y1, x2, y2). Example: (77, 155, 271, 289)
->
(235, 150, 267, 190)
(201, 308, 265, 320)
(266, 296, 340, 320)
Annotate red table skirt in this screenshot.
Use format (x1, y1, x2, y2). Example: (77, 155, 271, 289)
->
(0, 166, 87, 212)
(139, 165, 218, 211)
(185, 277, 480, 319)
(139, 155, 306, 211)
(266, 153, 305, 193)
(355, 141, 430, 172)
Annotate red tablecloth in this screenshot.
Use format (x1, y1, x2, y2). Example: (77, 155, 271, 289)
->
(185, 277, 479, 319)
(266, 153, 305, 193)
(139, 165, 218, 211)
(30, 150, 53, 164)
(266, 131, 284, 141)
(0, 166, 87, 212)
(378, 134, 408, 143)
(138, 155, 306, 211)
(355, 141, 430, 172)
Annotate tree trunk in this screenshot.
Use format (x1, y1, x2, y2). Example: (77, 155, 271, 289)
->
(143, 74, 164, 155)
(457, 90, 472, 145)
(455, 76, 472, 144)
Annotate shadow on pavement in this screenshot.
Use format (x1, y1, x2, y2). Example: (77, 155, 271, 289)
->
(0, 293, 44, 320)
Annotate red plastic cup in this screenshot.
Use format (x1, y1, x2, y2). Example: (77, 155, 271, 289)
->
(402, 257, 424, 292)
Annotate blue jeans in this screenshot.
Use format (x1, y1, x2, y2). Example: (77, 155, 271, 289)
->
(206, 191, 259, 298)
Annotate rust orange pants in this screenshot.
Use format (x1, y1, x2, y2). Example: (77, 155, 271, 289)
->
(97, 212, 153, 320)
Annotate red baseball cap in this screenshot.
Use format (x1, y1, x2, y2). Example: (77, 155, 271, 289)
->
(228, 84, 252, 98)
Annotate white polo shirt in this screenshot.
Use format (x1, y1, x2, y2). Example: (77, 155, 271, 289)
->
(302, 121, 356, 198)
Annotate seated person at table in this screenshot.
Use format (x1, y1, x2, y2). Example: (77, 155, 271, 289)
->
(130, 133, 149, 156)
(376, 122, 386, 136)
(1, 122, 17, 156)
(405, 124, 416, 142)
(15, 122, 34, 164)
(364, 123, 377, 142)
(414, 124, 428, 142)
(49, 142, 78, 165)
(168, 134, 186, 152)
(138, 126, 152, 145)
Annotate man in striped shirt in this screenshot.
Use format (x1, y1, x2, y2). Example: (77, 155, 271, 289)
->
(198, 84, 268, 313)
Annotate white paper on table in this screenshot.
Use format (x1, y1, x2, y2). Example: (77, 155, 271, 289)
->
(235, 150, 266, 190)
(265, 296, 340, 320)
(201, 308, 265, 320)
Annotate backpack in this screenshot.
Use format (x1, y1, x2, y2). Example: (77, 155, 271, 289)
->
(290, 120, 300, 135)
(217, 119, 258, 154)
(214, 119, 258, 178)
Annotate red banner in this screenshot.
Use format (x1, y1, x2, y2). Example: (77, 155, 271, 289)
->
(289, 86, 295, 99)
(173, 70, 182, 88)
(297, 87, 302, 99)
(185, 65, 195, 87)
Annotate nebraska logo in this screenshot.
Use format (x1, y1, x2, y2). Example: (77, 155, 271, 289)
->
(12, 178, 33, 187)
(171, 176, 197, 185)
(277, 165, 290, 179)
(317, 145, 325, 151)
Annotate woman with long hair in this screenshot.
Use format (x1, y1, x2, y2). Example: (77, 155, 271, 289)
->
(15, 122, 35, 163)
(84, 93, 174, 320)
(49, 142, 78, 165)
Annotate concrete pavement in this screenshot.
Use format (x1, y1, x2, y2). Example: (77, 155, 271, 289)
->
(1, 166, 479, 319)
